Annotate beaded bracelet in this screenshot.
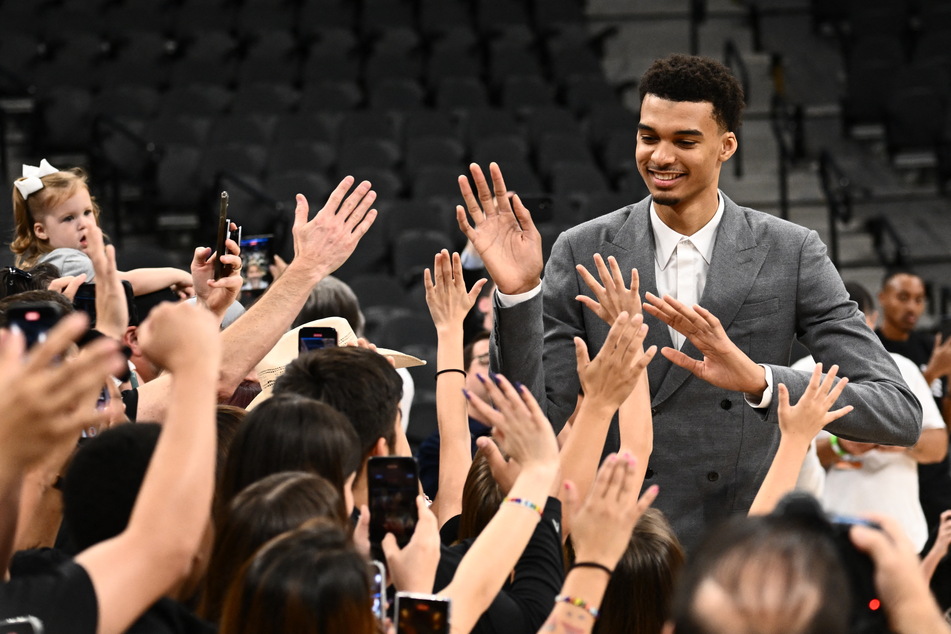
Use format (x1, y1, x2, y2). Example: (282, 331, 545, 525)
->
(555, 594, 600, 619)
(503, 497, 544, 517)
(435, 368, 467, 380)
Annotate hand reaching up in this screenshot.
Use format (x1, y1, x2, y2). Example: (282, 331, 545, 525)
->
(465, 372, 559, 471)
(381, 497, 441, 594)
(576, 254, 641, 325)
(424, 249, 486, 332)
(574, 312, 655, 413)
(565, 450, 659, 571)
(778, 363, 853, 444)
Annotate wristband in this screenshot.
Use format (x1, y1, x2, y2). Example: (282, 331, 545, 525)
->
(571, 561, 614, 576)
(555, 594, 600, 619)
(829, 435, 851, 460)
(503, 497, 544, 517)
(435, 368, 467, 380)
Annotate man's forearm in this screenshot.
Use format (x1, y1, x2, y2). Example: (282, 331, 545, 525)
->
(217, 263, 321, 398)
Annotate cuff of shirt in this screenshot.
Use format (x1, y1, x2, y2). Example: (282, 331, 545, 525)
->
(744, 364, 774, 409)
(497, 283, 543, 308)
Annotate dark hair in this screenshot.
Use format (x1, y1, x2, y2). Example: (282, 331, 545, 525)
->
(843, 281, 875, 316)
(0, 289, 74, 326)
(670, 514, 849, 634)
(201, 472, 347, 624)
(61, 423, 162, 552)
(215, 405, 246, 482)
(639, 54, 745, 132)
(457, 444, 504, 542)
(292, 275, 366, 336)
(464, 330, 490, 370)
(217, 394, 360, 521)
(0, 263, 60, 299)
(880, 268, 922, 290)
(594, 508, 685, 634)
(218, 519, 376, 634)
(273, 346, 402, 458)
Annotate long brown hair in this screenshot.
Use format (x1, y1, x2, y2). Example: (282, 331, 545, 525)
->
(200, 471, 347, 624)
(593, 508, 685, 634)
(218, 519, 377, 634)
(11, 167, 101, 267)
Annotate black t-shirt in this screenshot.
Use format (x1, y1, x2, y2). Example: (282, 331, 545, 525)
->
(434, 497, 565, 634)
(0, 559, 98, 634)
(876, 329, 944, 402)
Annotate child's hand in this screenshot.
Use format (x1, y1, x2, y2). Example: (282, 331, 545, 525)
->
(574, 312, 655, 413)
(778, 363, 853, 445)
(424, 249, 486, 332)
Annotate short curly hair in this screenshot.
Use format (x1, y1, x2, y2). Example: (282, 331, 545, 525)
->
(639, 54, 746, 132)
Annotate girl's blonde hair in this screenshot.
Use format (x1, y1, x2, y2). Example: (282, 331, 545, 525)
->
(11, 167, 101, 267)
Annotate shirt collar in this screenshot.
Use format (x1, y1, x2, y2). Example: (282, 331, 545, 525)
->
(650, 191, 725, 270)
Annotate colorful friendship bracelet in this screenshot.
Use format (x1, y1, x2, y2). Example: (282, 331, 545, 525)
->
(503, 497, 544, 517)
(555, 594, 600, 619)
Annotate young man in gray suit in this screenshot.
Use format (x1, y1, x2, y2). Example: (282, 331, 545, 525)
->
(454, 54, 922, 548)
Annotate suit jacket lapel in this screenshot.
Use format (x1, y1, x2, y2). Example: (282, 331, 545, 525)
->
(650, 193, 771, 407)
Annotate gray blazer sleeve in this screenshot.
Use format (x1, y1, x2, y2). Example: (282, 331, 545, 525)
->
(766, 230, 922, 446)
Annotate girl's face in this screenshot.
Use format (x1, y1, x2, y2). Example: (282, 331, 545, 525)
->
(33, 188, 95, 251)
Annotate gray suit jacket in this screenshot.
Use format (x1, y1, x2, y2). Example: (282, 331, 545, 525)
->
(493, 193, 922, 548)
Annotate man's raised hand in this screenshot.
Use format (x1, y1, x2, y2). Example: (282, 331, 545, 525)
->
(456, 162, 542, 295)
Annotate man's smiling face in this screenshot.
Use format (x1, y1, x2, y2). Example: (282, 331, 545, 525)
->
(636, 94, 736, 216)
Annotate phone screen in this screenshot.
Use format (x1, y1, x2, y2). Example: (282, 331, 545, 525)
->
(7, 302, 65, 348)
(298, 327, 338, 353)
(395, 593, 450, 634)
(368, 457, 419, 555)
(240, 234, 273, 292)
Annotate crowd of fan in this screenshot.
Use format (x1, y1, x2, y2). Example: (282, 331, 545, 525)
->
(3, 56, 951, 634)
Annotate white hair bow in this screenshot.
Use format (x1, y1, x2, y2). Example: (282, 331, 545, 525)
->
(14, 159, 59, 199)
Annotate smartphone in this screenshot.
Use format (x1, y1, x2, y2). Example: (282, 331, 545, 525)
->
(368, 457, 419, 560)
(72, 281, 137, 328)
(240, 233, 273, 285)
(937, 317, 951, 342)
(370, 559, 387, 626)
(395, 592, 450, 634)
(214, 191, 230, 281)
(0, 616, 43, 634)
(829, 515, 888, 631)
(6, 301, 65, 348)
(298, 326, 338, 353)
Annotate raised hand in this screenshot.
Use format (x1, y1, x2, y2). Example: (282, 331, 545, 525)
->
(192, 224, 243, 322)
(288, 176, 378, 282)
(643, 292, 767, 396)
(925, 333, 951, 384)
(136, 301, 220, 374)
(575, 254, 642, 325)
(565, 450, 659, 570)
(85, 223, 128, 340)
(777, 363, 853, 444)
(456, 162, 543, 295)
(424, 249, 487, 331)
(465, 372, 559, 470)
(574, 312, 656, 413)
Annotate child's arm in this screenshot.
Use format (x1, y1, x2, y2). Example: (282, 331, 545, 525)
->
(424, 249, 486, 525)
(748, 363, 853, 515)
(118, 267, 194, 298)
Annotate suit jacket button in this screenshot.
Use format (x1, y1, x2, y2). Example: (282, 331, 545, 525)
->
(707, 471, 719, 482)
(645, 468, 654, 479)
(720, 399, 732, 410)
(651, 407, 657, 415)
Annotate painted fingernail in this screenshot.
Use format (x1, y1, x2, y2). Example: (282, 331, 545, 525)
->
(514, 381, 524, 392)
(462, 388, 471, 400)
(476, 373, 486, 383)
(489, 372, 501, 385)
